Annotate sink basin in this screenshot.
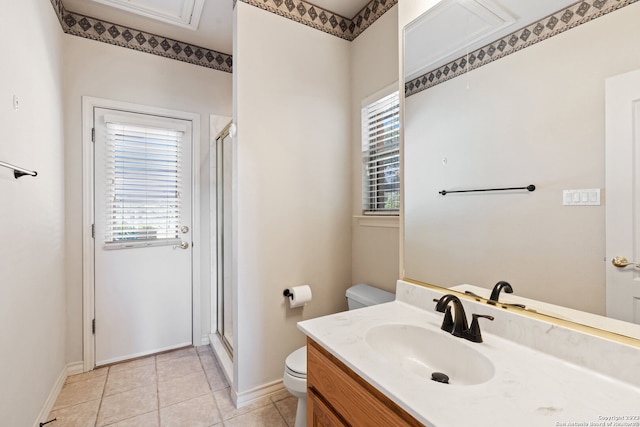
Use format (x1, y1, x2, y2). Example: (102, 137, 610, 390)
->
(365, 324, 495, 386)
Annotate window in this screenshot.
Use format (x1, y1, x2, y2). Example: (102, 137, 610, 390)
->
(361, 90, 400, 214)
(104, 119, 184, 247)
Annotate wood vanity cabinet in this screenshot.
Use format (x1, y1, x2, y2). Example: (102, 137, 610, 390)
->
(307, 338, 422, 427)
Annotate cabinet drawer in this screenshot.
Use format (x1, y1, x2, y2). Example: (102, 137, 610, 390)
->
(307, 338, 421, 427)
(308, 389, 348, 427)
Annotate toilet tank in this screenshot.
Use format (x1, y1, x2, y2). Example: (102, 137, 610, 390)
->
(346, 284, 395, 310)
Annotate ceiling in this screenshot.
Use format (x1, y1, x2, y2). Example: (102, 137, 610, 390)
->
(62, 0, 374, 55)
(404, 0, 579, 81)
(312, 0, 373, 18)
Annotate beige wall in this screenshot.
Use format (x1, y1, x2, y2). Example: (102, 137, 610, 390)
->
(234, 2, 352, 395)
(63, 35, 232, 363)
(403, 3, 640, 315)
(350, 6, 401, 294)
(0, 1, 66, 425)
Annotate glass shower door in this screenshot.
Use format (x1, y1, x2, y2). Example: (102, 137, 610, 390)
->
(216, 125, 234, 355)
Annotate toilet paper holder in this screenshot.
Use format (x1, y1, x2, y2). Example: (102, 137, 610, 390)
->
(283, 285, 313, 308)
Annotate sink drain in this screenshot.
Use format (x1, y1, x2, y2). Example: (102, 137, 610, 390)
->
(431, 372, 449, 384)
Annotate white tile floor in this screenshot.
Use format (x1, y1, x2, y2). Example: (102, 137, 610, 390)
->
(45, 346, 297, 427)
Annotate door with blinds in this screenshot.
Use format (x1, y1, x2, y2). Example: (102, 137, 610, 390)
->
(93, 107, 193, 366)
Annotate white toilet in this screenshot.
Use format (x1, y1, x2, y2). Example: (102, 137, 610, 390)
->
(283, 284, 395, 427)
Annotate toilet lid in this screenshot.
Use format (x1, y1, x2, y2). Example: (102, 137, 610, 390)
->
(285, 346, 307, 378)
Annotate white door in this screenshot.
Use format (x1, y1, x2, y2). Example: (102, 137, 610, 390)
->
(93, 107, 193, 366)
(605, 69, 640, 324)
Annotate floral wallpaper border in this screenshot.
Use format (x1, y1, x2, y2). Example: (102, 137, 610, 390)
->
(48, 0, 398, 72)
(49, 0, 233, 72)
(238, 0, 397, 41)
(405, 0, 638, 97)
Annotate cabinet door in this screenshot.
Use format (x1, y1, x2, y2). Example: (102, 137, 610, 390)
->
(307, 339, 421, 427)
(308, 390, 347, 427)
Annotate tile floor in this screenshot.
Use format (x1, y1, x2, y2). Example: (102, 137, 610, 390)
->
(46, 346, 298, 427)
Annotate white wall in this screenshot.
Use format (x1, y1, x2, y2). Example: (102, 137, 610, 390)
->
(403, 3, 640, 314)
(63, 36, 232, 363)
(233, 2, 352, 396)
(0, 1, 66, 425)
(350, 6, 400, 294)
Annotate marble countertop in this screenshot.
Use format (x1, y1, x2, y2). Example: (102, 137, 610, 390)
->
(298, 284, 640, 427)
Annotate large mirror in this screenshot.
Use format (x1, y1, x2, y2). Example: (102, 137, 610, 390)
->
(403, 0, 640, 340)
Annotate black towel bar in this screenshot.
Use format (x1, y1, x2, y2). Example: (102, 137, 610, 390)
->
(439, 184, 535, 196)
(0, 160, 37, 179)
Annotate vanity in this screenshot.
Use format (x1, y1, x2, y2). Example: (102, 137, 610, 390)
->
(306, 338, 421, 426)
(299, 280, 640, 426)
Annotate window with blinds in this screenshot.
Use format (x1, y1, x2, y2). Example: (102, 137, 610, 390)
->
(104, 120, 184, 248)
(361, 90, 400, 214)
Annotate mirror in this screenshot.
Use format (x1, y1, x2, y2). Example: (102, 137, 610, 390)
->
(402, 0, 640, 340)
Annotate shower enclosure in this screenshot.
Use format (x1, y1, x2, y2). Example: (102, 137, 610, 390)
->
(213, 123, 234, 356)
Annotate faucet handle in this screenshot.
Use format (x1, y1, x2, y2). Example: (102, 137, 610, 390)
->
(467, 314, 495, 343)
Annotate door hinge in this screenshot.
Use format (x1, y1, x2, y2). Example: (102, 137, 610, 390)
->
(91, 128, 95, 142)
(92, 319, 96, 334)
(91, 224, 95, 239)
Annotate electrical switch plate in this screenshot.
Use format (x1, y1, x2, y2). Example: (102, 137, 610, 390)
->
(563, 189, 600, 206)
(13, 95, 19, 110)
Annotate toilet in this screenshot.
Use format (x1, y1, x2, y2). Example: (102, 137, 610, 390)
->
(283, 284, 395, 427)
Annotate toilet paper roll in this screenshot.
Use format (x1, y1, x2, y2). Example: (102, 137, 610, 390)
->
(289, 285, 312, 308)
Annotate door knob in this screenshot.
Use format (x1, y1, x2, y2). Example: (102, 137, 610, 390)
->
(181, 226, 189, 234)
(174, 242, 189, 250)
(611, 256, 639, 268)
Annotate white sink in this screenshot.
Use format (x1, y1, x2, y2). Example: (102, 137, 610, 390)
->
(365, 324, 495, 386)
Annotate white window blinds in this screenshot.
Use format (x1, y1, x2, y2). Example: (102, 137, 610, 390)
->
(104, 120, 184, 248)
(362, 90, 400, 214)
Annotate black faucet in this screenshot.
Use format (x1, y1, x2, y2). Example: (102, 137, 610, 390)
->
(489, 281, 513, 301)
(435, 294, 494, 343)
(434, 294, 468, 336)
(488, 281, 526, 308)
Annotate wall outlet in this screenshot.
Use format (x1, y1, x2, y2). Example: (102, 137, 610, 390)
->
(563, 189, 600, 206)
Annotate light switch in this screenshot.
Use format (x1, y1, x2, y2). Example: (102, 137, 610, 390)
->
(564, 192, 572, 204)
(563, 189, 600, 206)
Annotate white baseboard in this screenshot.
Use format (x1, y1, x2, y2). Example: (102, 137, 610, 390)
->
(33, 362, 85, 427)
(200, 334, 210, 346)
(207, 334, 285, 409)
(33, 366, 65, 427)
(235, 380, 285, 409)
(66, 361, 84, 376)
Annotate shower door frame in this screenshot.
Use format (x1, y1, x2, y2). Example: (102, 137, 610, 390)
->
(211, 120, 234, 358)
